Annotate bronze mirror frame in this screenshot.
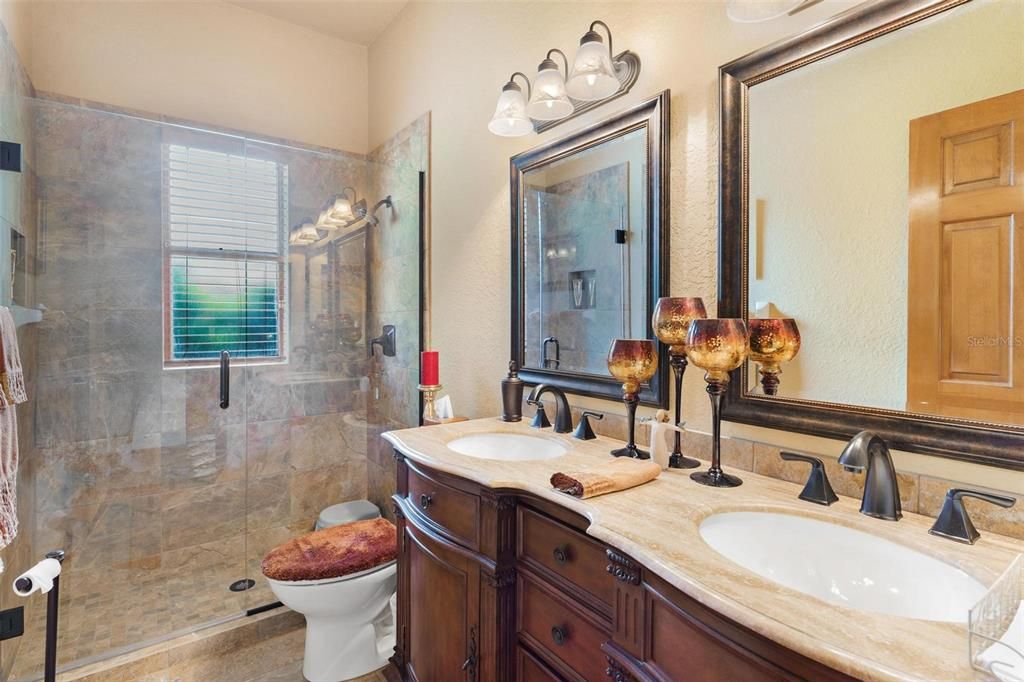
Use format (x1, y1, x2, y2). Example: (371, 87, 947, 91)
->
(511, 91, 670, 407)
(717, 0, 1024, 470)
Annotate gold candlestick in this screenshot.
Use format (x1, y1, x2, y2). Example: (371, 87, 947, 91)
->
(747, 318, 801, 396)
(685, 318, 748, 488)
(652, 297, 707, 469)
(418, 383, 443, 421)
(607, 339, 659, 459)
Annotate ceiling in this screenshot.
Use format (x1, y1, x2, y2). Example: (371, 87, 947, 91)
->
(226, 0, 409, 46)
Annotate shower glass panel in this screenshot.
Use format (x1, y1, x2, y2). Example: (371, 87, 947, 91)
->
(239, 138, 377, 610)
(12, 97, 253, 680)
(6, 94, 422, 679)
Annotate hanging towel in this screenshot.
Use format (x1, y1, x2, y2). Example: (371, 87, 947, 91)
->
(0, 307, 25, 551)
(0, 307, 27, 407)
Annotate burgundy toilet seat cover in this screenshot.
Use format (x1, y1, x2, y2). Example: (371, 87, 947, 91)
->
(261, 517, 397, 582)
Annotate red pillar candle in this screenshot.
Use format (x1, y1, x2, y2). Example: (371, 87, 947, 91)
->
(421, 350, 440, 386)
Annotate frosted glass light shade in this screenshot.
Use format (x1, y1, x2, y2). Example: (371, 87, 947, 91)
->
(289, 222, 320, 245)
(488, 85, 532, 137)
(566, 39, 619, 101)
(315, 206, 339, 228)
(526, 66, 573, 121)
(726, 0, 802, 23)
(327, 196, 356, 223)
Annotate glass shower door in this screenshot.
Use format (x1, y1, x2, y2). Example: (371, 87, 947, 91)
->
(13, 97, 253, 679)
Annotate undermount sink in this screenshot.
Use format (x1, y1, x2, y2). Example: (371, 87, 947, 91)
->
(447, 433, 567, 461)
(699, 511, 986, 623)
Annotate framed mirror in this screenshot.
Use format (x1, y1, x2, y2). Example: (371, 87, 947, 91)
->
(719, 0, 1024, 468)
(511, 91, 669, 406)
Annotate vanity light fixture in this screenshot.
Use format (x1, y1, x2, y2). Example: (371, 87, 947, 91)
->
(488, 72, 533, 137)
(566, 21, 620, 101)
(527, 50, 573, 121)
(289, 219, 321, 245)
(487, 20, 640, 136)
(319, 187, 364, 228)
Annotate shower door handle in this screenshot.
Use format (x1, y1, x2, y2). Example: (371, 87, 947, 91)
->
(219, 350, 230, 409)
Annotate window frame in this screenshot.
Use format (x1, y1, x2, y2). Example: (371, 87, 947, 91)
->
(161, 143, 290, 369)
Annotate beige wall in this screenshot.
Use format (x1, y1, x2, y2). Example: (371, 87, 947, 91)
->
(0, 0, 31, 72)
(27, 0, 368, 153)
(369, 0, 1024, 494)
(748, 0, 1024, 410)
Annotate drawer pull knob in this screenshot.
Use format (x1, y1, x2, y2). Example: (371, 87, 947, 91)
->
(552, 545, 570, 565)
(419, 493, 433, 510)
(550, 625, 568, 646)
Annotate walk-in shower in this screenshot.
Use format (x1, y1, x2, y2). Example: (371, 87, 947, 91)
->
(0, 93, 424, 681)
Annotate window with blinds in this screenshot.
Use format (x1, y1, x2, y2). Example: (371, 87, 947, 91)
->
(163, 144, 288, 365)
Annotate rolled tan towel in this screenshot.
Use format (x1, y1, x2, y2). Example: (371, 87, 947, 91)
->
(551, 459, 662, 499)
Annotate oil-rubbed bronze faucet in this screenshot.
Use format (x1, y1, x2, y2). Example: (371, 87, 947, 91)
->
(779, 452, 838, 506)
(838, 431, 902, 521)
(527, 384, 574, 434)
(928, 488, 1016, 544)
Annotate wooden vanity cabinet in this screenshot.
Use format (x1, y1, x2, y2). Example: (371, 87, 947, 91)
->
(392, 453, 855, 682)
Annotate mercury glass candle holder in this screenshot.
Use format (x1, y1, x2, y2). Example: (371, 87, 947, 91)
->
(685, 318, 748, 487)
(652, 297, 707, 469)
(747, 318, 801, 396)
(607, 339, 659, 459)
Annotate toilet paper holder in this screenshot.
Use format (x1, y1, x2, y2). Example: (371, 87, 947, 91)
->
(13, 550, 64, 682)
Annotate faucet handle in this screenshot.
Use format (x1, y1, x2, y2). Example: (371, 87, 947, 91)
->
(573, 411, 604, 440)
(528, 399, 551, 429)
(928, 488, 1016, 545)
(780, 452, 839, 506)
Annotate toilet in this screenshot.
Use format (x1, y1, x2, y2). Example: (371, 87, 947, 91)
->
(263, 502, 397, 682)
(315, 499, 381, 531)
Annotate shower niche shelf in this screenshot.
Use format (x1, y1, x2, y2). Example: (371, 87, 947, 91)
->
(10, 304, 42, 328)
(570, 269, 596, 309)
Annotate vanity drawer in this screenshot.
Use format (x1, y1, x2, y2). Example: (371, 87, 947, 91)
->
(517, 573, 609, 682)
(517, 646, 560, 681)
(405, 464, 480, 549)
(517, 506, 613, 611)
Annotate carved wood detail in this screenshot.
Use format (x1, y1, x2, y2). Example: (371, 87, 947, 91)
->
(605, 656, 635, 682)
(606, 549, 641, 585)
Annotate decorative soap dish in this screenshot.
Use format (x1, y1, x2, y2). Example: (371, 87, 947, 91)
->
(970, 554, 1024, 680)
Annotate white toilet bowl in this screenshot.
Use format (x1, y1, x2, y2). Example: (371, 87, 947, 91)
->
(267, 561, 397, 682)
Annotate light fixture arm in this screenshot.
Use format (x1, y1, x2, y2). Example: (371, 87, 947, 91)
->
(545, 49, 569, 77)
(509, 71, 531, 100)
(371, 196, 393, 215)
(589, 20, 614, 57)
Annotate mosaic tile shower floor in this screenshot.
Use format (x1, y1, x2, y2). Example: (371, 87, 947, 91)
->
(10, 558, 263, 680)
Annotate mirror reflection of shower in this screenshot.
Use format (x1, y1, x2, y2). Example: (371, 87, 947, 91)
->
(289, 188, 394, 245)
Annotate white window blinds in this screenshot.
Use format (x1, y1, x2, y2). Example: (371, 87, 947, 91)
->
(164, 144, 288, 364)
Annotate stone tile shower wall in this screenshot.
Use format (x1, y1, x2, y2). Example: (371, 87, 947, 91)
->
(524, 163, 641, 374)
(0, 22, 41, 682)
(365, 114, 428, 519)
(14, 95, 373, 676)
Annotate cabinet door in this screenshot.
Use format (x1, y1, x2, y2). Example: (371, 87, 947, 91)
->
(405, 520, 481, 682)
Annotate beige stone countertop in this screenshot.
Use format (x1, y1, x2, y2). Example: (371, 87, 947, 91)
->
(383, 417, 1024, 682)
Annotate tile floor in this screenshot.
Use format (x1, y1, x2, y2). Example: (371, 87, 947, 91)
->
(38, 606, 396, 682)
(251, 662, 392, 682)
(11, 564, 257, 680)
